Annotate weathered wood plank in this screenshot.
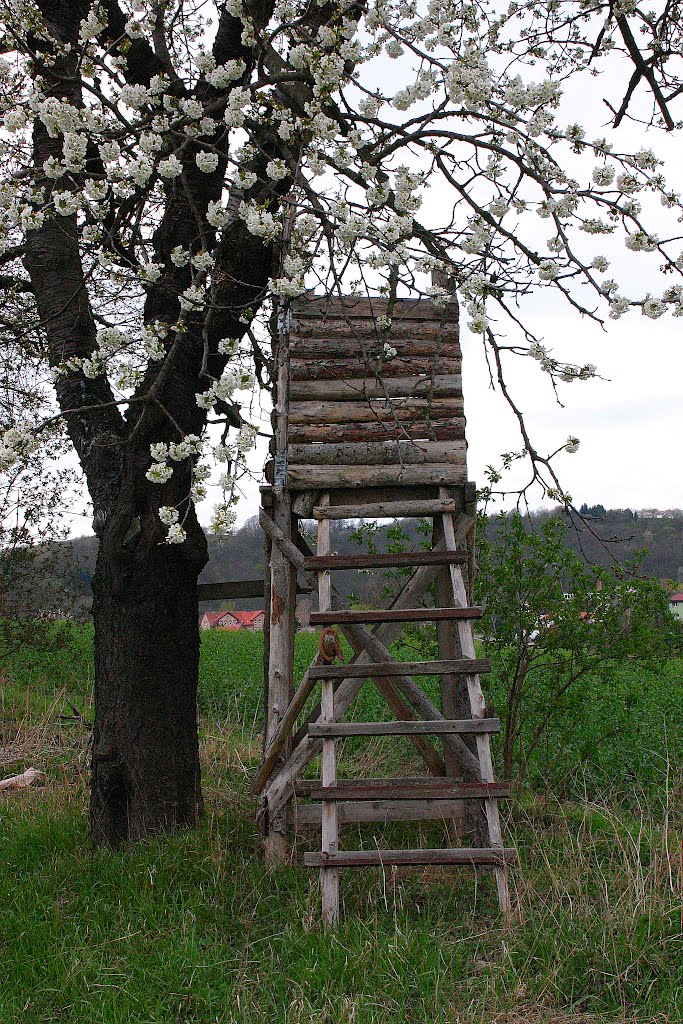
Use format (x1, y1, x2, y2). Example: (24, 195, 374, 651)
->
(309, 607, 482, 625)
(316, 492, 340, 927)
(308, 718, 500, 737)
(251, 663, 318, 795)
(303, 550, 467, 571)
(198, 579, 310, 601)
(439, 489, 512, 913)
(290, 338, 460, 358)
(288, 440, 466, 467)
(264, 307, 296, 864)
(288, 465, 468, 489)
(299, 780, 510, 801)
(303, 848, 517, 868)
(288, 419, 466, 444)
(289, 398, 465, 425)
(295, 800, 473, 826)
(313, 498, 456, 519)
(198, 580, 264, 601)
(292, 322, 459, 342)
(289, 375, 462, 402)
(259, 508, 306, 570)
(432, 513, 466, 799)
(292, 295, 459, 322)
(307, 658, 490, 679)
(290, 356, 462, 381)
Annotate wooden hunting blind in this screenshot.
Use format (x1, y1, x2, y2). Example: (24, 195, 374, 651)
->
(254, 291, 514, 926)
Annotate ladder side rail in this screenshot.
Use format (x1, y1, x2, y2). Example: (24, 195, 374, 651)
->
(317, 492, 340, 927)
(439, 488, 512, 914)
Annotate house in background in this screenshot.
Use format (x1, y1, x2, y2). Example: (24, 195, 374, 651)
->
(228, 610, 265, 632)
(200, 609, 265, 631)
(669, 592, 683, 622)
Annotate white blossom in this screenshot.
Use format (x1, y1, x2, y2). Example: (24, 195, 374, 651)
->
(146, 462, 173, 484)
(625, 231, 658, 253)
(138, 261, 162, 283)
(592, 165, 615, 187)
(166, 523, 186, 544)
(120, 84, 151, 109)
(223, 87, 250, 128)
(79, 7, 107, 42)
(53, 191, 81, 216)
(211, 504, 237, 534)
(179, 285, 206, 311)
(642, 296, 666, 319)
(171, 246, 190, 267)
(235, 424, 257, 453)
(181, 99, 204, 121)
(159, 506, 179, 526)
(538, 260, 560, 281)
(266, 159, 288, 181)
(125, 18, 147, 40)
(207, 201, 230, 229)
(196, 151, 219, 173)
(158, 155, 183, 178)
(99, 141, 121, 163)
(238, 201, 281, 239)
(191, 251, 214, 271)
(207, 60, 246, 88)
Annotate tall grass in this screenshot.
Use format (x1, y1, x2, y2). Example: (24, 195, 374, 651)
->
(0, 626, 681, 1022)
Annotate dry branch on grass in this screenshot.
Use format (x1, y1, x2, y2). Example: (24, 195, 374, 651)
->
(0, 766, 44, 792)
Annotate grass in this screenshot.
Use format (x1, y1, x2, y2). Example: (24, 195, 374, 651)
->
(1, 625, 682, 1023)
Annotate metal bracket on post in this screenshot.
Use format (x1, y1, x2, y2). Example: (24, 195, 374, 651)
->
(274, 451, 288, 488)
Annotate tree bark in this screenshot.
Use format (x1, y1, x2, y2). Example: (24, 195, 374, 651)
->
(89, 498, 207, 846)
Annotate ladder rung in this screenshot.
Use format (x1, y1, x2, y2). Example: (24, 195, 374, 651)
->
(310, 607, 482, 625)
(295, 799, 473, 826)
(308, 718, 500, 738)
(303, 848, 517, 868)
(313, 498, 456, 520)
(303, 550, 467, 571)
(308, 658, 491, 680)
(297, 780, 510, 801)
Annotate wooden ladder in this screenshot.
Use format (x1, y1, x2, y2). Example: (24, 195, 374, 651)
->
(301, 488, 514, 927)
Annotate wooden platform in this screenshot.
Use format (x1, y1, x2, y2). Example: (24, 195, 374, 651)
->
(283, 293, 467, 490)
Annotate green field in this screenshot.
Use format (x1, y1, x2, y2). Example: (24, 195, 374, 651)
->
(1, 625, 682, 1023)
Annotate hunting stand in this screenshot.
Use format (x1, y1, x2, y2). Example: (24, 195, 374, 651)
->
(253, 290, 515, 927)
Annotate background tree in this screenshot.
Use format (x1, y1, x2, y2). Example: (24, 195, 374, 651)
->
(0, 0, 681, 845)
(0, 280, 75, 633)
(477, 511, 680, 782)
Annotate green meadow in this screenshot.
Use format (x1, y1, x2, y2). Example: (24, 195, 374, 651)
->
(1, 625, 681, 1023)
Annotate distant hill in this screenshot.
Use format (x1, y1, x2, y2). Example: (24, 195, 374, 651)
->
(16, 507, 683, 618)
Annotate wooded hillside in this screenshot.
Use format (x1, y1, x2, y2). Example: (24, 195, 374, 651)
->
(18, 507, 682, 619)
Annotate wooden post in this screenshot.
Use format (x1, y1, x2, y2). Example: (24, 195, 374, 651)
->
(439, 488, 511, 914)
(264, 295, 296, 865)
(262, 531, 272, 763)
(317, 493, 340, 927)
(432, 513, 466, 836)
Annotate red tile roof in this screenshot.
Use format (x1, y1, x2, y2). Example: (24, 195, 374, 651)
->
(229, 611, 264, 626)
(201, 609, 264, 628)
(201, 611, 231, 627)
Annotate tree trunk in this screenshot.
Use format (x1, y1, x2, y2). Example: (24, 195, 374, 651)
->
(89, 505, 207, 847)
